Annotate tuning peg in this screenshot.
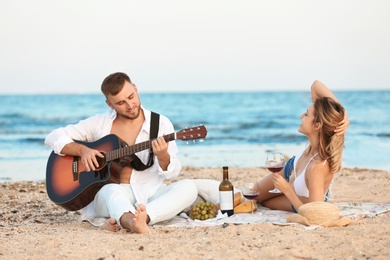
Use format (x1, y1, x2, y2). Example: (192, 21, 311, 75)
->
(199, 139, 204, 143)
(186, 141, 189, 145)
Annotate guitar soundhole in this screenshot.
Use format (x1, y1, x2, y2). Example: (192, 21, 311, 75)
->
(95, 153, 107, 171)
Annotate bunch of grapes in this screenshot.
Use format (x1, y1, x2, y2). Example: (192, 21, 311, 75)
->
(189, 201, 217, 220)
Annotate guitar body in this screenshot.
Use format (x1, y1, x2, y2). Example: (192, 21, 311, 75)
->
(46, 134, 123, 211)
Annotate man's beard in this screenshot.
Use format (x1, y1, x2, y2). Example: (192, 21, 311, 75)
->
(117, 105, 141, 120)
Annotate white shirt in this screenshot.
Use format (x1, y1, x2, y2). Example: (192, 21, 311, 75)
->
(44, 107, 182, 216)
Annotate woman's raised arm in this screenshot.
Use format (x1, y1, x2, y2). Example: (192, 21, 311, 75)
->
(311, 80, 349, 135)
(311, 80, 339, 103)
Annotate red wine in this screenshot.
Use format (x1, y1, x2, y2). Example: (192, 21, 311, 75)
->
(243, 193, 259, 200)
(267, 166, 283, 173)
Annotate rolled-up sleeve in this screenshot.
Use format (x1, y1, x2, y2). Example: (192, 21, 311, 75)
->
(156, 114, 182, 180)
(44, 111, 115, 155)
(158, 151, 182, 180)
(45, 128, 75, 155)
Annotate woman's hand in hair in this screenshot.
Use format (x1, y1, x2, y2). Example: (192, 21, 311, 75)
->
(334, 109, 349, 136)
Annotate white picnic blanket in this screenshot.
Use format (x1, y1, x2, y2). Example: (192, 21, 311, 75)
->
(84, 178, 390, 228)
(152, 202, 390, 228)
(85, 202, 390, 228)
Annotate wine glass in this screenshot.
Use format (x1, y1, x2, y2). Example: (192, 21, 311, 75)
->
(266, 152, 285, 193)
(240, 181, 259, 214)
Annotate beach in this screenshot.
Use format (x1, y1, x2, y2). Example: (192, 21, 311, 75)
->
(2, 1, 390, 258)
(1, 166, 389, 259)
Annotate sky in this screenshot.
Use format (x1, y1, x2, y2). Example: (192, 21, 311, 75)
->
(1, 0, 390, 94)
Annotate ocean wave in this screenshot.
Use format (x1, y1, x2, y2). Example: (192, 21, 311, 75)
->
(377, 133, 390, 138)
(0, 136, 45, 144)
(186, 133, 306, 145)
(0, 113, 87, 126)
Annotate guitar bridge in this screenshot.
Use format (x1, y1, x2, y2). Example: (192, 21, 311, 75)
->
(72, 156, 79, 181)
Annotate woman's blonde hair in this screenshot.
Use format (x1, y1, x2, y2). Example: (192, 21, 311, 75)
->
(307, 97, 345, 174)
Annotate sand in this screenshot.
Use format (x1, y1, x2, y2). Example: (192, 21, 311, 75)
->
(1, 166, 389, 259)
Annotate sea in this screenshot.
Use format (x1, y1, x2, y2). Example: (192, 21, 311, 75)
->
(1, 90, 389, 182)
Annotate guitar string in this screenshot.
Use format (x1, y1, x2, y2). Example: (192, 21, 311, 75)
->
(105, 133, 177, 161)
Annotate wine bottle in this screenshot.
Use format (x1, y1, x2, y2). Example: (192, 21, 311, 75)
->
(219, 166, 234, 216)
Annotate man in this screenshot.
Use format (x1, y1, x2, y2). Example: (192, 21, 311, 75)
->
(45, 72, 198, 234)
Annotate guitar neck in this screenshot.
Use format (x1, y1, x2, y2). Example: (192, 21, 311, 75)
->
(105, 133, 176, 161)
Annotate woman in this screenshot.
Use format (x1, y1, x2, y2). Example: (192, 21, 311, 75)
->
(255, 80, 349, 212)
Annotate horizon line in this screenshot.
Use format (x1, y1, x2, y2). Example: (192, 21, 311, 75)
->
(0, 88, 389, 96)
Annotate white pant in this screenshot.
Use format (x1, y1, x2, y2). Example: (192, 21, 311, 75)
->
(93, 179, 198, 226)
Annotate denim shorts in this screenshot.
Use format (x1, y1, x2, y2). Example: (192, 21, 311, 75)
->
(284, 156, 295, 182)
(283, 157, 298, 213)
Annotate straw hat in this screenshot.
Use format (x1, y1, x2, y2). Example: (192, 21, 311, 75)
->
(287, 201, 352, 227)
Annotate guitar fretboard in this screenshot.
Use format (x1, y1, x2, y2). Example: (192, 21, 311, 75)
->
(105, 133, 176, 161)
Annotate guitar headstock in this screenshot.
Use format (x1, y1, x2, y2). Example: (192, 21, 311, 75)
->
(176, 125, 207, 142)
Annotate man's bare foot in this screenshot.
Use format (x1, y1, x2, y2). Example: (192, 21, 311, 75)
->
(120, 204, 150, 234)
(101, 218, 120, 232)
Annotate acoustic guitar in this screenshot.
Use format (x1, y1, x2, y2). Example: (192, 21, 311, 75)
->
(46, 125, 207, 211)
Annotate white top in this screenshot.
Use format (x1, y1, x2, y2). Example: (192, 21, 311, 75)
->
(44, 107, 182, 218)
(293, 152, 332, 201)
